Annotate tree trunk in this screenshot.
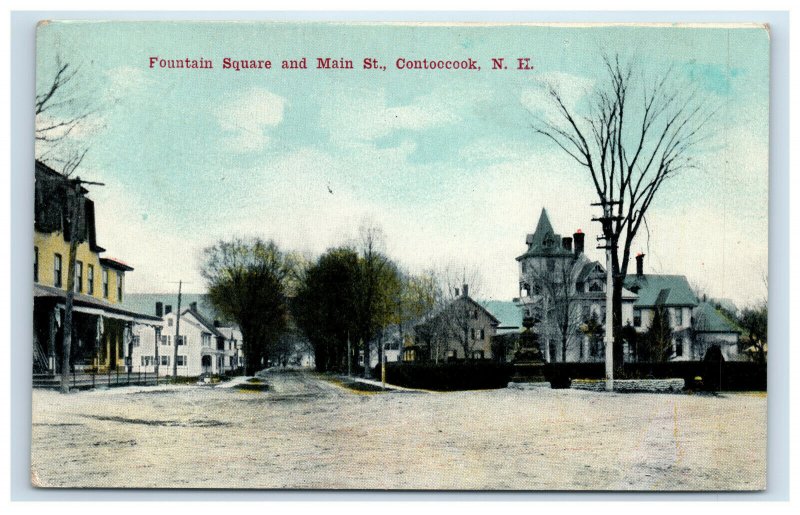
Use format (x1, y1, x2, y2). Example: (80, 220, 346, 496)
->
(363, 337, 372, 378)
(612, 277, 625, 371)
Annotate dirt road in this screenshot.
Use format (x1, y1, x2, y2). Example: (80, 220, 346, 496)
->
(30, 369, 766, 490)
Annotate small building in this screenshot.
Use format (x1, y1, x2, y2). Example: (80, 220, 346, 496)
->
(692, 301, 743, 361)
(479, 300, 523, 362)
(362, 326, 406, 369)
(411, 286, 500, 362)
(131, 301, 242, 377)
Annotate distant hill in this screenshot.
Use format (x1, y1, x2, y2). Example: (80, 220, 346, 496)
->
(122, 293, 223, 323)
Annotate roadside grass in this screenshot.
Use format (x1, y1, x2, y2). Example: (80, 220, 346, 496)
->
(322, 375, 387, 394)
(236, 377, 270, 392)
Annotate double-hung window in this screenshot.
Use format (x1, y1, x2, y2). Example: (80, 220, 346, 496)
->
(54, 254, 63, 288)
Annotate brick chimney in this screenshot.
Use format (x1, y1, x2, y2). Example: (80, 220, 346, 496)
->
(636, 253, 645, 277)
(562, 237, 572, 252)
(190, 301, 198, 311)
(573, 229, 585, 256)
(462, 284, 469, 298)
(155, 302, 163, 317)
(165, 305, 172, 315)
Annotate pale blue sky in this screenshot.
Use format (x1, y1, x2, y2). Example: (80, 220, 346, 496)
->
(35, 22, 769, 307)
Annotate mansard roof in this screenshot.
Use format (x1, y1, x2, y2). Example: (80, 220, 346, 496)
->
(34, 160, 105, 253)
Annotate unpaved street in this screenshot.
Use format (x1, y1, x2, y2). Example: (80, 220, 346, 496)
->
(31, 369, 766, 490)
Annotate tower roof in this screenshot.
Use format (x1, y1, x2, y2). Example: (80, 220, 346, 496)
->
(518, 208, 573, 259)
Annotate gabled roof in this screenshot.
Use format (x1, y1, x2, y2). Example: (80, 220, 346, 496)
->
(173, 306, 225, 338)
(576, 261, 604, 285)
(573, 258, 637, 300)
(517, 208, 574, 260)
(480, 300, 523, 334)
(624, 274, 698, 308)
(415, 294, 501, 329)
(189, 306, 225, 338)
(694, 302, 741, 334)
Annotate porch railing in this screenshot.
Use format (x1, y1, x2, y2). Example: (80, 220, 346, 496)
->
(32, 369, 162, 390)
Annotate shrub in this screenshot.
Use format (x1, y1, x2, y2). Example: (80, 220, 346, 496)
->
(375, 361, 513, 391)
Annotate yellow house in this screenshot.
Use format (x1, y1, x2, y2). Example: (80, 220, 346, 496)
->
(33, 161, 162, 376)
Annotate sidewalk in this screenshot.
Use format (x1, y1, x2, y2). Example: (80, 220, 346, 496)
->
(214, 375, 254, 388)
(350, 376, 428, 393)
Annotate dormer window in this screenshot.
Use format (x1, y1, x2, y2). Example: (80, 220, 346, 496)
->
(589, 282, 603, 292)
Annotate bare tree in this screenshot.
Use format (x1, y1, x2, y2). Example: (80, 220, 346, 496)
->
(548, 264, 584, 362)
(354, 222, 401, 377)
(36, 57, 100, 176)
(523, 256, 584, 362)
(387, 268, 438, 363)
(533, 54, 714, 367)
(36, 56, 105, 392)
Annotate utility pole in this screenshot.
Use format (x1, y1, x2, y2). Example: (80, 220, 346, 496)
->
(592, 201, 621, 392)
(172, 280, 183, 379)
(60, 176, 104, 394)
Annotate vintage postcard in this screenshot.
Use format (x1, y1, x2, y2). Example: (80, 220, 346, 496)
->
(31, 21, 768, 490)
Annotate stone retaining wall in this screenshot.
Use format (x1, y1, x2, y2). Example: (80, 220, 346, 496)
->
(571, 378, 685, 393)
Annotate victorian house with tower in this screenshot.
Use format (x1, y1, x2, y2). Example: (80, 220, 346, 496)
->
(516, 208, 742, 363)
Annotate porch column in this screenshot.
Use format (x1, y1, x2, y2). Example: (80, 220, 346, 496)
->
(47, 307, 58, 373)
(154, 326, 161, 375)
(94, 316, 103, 370)
(123, 322, 133, 373)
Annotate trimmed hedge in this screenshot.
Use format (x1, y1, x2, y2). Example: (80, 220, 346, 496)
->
(544, 361, 766, 391)
(375, 362, 513, 391)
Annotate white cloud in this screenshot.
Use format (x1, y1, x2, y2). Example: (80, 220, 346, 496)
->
(319, 85, 486, 145)
(214, 87, 286, 152)
(104, 66, 155, 99)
